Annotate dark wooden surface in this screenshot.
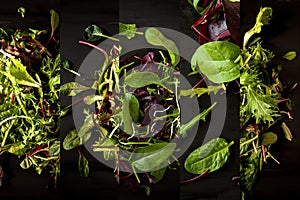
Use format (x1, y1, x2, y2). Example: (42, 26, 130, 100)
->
(0, 0, 299, 200)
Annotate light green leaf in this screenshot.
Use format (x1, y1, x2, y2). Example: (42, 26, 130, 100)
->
(50, 9, 59, 34)
(124, 71, 162, 88)
(132, 143, 176, 172)
(281, 122, 293, 141)
(83, 24, 118, 42)
(84, 94, 103, 105)
(1, 58, 41, 87)
(191, 41, 240, 83)
(282, 51, 297, 61)
(20, 157, 32, 169)
(119, 23, 142, 39)
(150, 166, 167, 184)
(243, 7, 272, 48)
(60, 82, 91, 96)
(49, 141, 60, 156)
(261, 132, 277, 145)
(184, 138, 234, 174)
(63, 129, 81, 150)
(78, 152, 89, 177)
(145, 28, 180, 66)
(17, 7, 26, 18)
(129, 94, 140, 123)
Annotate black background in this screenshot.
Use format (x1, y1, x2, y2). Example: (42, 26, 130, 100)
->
(0, 0, 299, 200)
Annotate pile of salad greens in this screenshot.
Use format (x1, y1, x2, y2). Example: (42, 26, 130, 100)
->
(0, 9, 60, 189)
(188, 1, 297, 199)
(61, 23, 235, 195)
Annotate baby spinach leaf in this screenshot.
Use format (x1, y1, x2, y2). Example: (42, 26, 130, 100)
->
(132, 143, 176, 172)
(261, 132, 277, 145)
(63, 129, 81, 150)
(191, 41, 240, 83)
(124, 71, 162, 88)
(60, 82, 91, 96)
(145, 28, 180, 66)
(129, 94, 140, 123)
(184, 138, 234, 174)
(83, 24, 118, 42)
(119, 23, 142, 39)
(49, 141, 60, 156)
(121, 93, 134, 134)
(282, 51, 297, 61)
(150, 166, 167, 184)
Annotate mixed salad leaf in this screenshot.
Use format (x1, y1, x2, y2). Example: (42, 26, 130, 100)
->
(0, 9, 60, 188)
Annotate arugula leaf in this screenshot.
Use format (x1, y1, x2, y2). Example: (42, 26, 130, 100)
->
(180, 102, 217, 136)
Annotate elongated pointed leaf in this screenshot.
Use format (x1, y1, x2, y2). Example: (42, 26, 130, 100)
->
(184, 138, 234, 174)
(60, 82, 91, 96)
(132, 143, 176, 172)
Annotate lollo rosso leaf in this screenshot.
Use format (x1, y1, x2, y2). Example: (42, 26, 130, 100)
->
(184, 137, 234, 174)
(191, 41, 240, 83)
(132, 143, 176, 172)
